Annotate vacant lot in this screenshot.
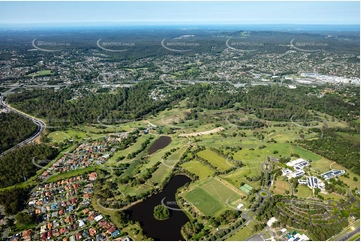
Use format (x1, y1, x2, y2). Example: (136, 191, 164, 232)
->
(198, 149, 230, 172)
(271, 179, 291, 196)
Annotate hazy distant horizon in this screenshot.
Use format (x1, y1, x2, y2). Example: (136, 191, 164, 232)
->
(0, 1, 359, 26)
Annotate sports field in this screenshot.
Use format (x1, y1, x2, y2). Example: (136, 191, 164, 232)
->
(180, 160, 215, 180)
(184, 177, 243, 216)
(27, 69, 54, 77)
(198, 149, 230, 172)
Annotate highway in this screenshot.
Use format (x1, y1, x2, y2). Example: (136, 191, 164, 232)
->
(0, 88, 46, 158)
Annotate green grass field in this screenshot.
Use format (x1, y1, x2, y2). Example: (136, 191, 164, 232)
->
(118, 183, 153, 197)
(47, 129, 88, 143)
(27, 70, 54, 77)
(295, 185, 313, 198)
(150, 163, 168, 184)
(220, 168, 261, 189)
(198, 149, 230, 172)
(105, 134, 152, 166)
(181, 160, 215, 180)
(184, 178, 243, 216)
(185, 187, 224, 216)
(233, 142, 321, 164)
(45, 166, 97, 183)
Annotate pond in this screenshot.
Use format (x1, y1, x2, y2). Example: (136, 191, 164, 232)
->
(147, 136, 172, 155)
(126, 175, 191, 241)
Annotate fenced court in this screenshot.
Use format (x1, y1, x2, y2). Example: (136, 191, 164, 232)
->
(240, 183, 254, 194)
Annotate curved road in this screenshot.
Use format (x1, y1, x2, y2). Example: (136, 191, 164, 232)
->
(0, 90, 46, 158)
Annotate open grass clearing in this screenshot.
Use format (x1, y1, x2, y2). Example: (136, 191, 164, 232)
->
(118, 183, 153, 197)
(295, 185, 313, 198)
(198, 148, 230, 172)
(47, 129, 88, 143)
(105, 134, 153, 166)
(181, 160, 215, 180)
(27, 70, 54, 77)
(220, 167, 261, 189)
(150, 144, 189, 184)
(271, 179, 291, 196)
(45, 166, 98, 183)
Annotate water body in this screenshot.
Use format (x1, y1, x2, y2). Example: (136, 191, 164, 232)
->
(126, 175, 191, 241)
(148, 136, 172, 155)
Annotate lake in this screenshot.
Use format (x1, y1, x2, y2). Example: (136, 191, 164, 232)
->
(126, 175, 191, 240)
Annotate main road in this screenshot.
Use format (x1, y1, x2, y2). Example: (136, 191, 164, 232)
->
(0, 87, 46, 158)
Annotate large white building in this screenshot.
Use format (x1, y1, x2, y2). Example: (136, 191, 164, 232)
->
(282, 168, 305, 179)
(321, 169, 345, 180)
(286, 158, 309, 170)
(298, 176, 324, 189)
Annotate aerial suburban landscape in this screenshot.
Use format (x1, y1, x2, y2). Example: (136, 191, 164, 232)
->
(0, 1, 359, 241)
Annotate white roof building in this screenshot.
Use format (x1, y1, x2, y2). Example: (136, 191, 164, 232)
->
(286, 158, 309, 168)
(321, 169, 345, 180)
(94, 214, 103, 222)
(267, 217, 278, 227)
(78, 219, 85, 227)
(298, 176, 324, 189)
(288, 233, 310, 241)
(237, 204, 244, 210)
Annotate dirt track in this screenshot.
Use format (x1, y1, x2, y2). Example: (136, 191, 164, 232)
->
(178, 127, 225, 137)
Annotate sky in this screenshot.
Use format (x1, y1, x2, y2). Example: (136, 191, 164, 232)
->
(0, 1, 359, 26)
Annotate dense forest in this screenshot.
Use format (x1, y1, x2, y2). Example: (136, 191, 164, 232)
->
(0, 112, 37, 154)
(187, 84, 359, 123)
(6, 81, 186, 126)
(6, 83, 359, 127)
(297, 128, 360, 174)
(153, 204, 170, 220)
(0, 187, 33, 215)
(0, 144, 58, 188)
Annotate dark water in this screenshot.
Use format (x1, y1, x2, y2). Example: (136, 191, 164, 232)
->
(148, 136, 172, 155)
(126, 175, 191, 241)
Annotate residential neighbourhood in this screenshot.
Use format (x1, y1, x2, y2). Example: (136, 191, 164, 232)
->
(9, 173, 129, 241)
(39, 136, 122, 180)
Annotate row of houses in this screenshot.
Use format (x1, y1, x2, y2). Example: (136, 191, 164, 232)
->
(39, 137, 119, 180)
